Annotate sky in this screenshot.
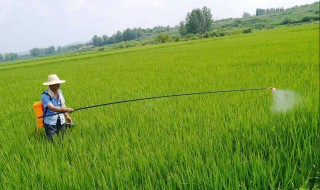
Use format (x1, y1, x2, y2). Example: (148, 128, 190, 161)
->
(0, 0, 317, 53)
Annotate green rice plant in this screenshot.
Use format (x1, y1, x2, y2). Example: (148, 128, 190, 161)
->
(0, 23, 318, 189)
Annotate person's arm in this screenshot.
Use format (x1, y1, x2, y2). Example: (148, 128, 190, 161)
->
(48, 104, 73, 123)
(47, 104, 73, 113)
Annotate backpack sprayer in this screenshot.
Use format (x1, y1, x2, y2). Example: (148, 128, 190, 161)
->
(33, 87, 276, 129)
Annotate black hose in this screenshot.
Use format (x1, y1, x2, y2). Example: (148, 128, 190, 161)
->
(38, 87, 268, 118)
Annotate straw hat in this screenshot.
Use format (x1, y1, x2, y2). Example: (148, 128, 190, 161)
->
(43, 74, 66, 85)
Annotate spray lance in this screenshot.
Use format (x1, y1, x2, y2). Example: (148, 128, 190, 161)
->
(37, 87, 276, 121)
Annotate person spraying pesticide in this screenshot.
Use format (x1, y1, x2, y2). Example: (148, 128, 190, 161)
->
(34, 84, 277, 140)
(39, 74, 73, 140)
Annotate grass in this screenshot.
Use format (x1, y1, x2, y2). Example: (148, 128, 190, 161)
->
(0, 23, 319, 189)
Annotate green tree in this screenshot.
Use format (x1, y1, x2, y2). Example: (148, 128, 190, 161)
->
(57, 46, 62, 53)
(107, 36, 115, 44)
(0, 53, 3, 62)
(92, 35, 104, 46)
(256, 8, 266, 16)
(201, 6, 213, 32)
(102, 35, 109, 45)
(136, 28, 145, 39)
(123, 28, 137, 41)
(115, 31, 123, 43)
(44, 46, 55, 54)
(185, 9, 202, 34)
(30, 48, 41, 56)
(13, 53, 18, 60)
(184, 6, 213, 34)
(155, 33, 172, 43)
(179, 21, 187, 35)
(4, 53, 11, 61)
(4, 53, 18, 61)
(48, 46, 55, 54)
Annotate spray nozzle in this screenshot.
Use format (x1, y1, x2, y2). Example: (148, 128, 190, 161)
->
(268, 87, 276, 92)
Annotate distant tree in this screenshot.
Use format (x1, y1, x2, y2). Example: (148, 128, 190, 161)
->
(155, 33, 172, 43)
(178, 21, 187, 35)
(184, 6, 213, 34)
(30, 47, 55, 57)
(153, 26, 167, 33)
(30, 48, 41, 56)
(301, 15, 312, 22)
(4, 53, 18, 61)
(13, 53, 18, 60)
(102, 35, 109, 45)
(266, 8, 270, 14)
(57, 46, 62, 53)
(201, 6, 213, 32)
(282, 17, 291, 24)
(145, 28, 153, 36)
(0, 53, 3, 62)
(48, 46, 55, 54)
(256, 7, 284, 16)
(256, 8, 265, 16)
(135, 28, 142, 38)
(122, 28, 137, 41)
(92, 35, 104, 46)
(242, 28, 252, 33)
(40, 49, 46, 56)
(4, 53, 11, 61)
(136, 28, 145, 39)
(45, 46, 55, 54)
(242, 12, 252, 18)
(107, 36, 115, 44)
(115, 31, 123, 43)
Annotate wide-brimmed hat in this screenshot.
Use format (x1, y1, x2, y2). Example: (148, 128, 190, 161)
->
(43, 74, 66, 85)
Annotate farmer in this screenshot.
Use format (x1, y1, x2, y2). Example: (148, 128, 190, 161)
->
(42, 74, 73, 140)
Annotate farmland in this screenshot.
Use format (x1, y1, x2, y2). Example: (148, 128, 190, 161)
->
(0, 23, 319, 189)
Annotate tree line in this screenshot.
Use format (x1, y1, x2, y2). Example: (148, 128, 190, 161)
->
(91, 26, 172, 47)
(0, 44, 87, 62)
(0, 53, 18, 62)
(256, 7, 284, 16)
(91, 6, 214, 47)
(29, 44, 84, 57)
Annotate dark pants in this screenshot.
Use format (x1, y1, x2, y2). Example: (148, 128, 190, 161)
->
(44, 118, 65, 140)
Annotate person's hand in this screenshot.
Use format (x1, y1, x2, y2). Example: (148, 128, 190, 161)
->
(66, 115, 72, 124)
(65, 108, 74, 113)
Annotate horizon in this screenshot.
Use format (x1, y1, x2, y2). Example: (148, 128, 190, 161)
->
(0, 0, 317, 54)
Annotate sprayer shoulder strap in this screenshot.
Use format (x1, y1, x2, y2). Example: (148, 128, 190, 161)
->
(42, 92, 52, 118)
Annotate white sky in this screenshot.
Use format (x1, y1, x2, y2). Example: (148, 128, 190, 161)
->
(0, 0, 317, 53)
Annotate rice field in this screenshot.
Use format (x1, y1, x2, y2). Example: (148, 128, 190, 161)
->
(0, 23, 319, 189)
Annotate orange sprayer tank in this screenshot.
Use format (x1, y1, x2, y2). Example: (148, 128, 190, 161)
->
(33, 101, 44, 128)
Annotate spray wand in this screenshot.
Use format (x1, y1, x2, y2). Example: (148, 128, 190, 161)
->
(38, 87, 276, 119)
